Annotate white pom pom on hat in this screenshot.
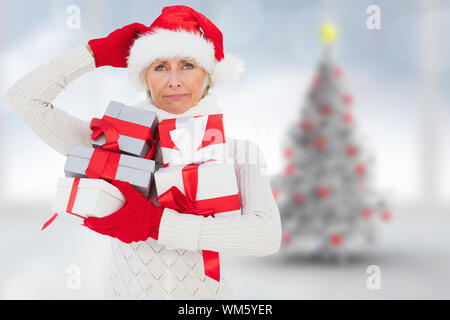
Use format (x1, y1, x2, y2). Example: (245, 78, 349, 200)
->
(126, 5, 245, 92)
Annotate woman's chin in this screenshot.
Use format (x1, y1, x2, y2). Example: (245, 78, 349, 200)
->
(161, 101, 195, 114)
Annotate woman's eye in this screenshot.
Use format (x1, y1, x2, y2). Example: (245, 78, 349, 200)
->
(155, 65, 165, 71)
(184, 63, 194, 69)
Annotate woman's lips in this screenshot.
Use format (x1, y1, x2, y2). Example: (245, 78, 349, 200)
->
(165, 93, 188, 99)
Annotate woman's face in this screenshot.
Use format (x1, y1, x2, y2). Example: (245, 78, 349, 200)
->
(145, 58, 208, 114)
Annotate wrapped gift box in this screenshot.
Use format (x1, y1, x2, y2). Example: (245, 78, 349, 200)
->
(91, 100, 159, 158)
(52, 177, 125, 220)
(154, 161, 241, 282)
(65, 144, 155, 197)
(158, 114, 229, 167)
(154, 161, 241, 217)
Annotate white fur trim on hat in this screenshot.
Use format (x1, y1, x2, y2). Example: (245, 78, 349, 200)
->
(211, 53, 245, 88)
(127, 28, 244, 92)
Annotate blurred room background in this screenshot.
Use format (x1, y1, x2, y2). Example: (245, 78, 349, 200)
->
(0, 0, 449, 299)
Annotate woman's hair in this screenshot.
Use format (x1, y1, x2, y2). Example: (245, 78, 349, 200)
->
(142, 66, 212, 104)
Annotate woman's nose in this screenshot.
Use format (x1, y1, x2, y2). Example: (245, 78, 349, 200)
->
(168, 70, 182, 88)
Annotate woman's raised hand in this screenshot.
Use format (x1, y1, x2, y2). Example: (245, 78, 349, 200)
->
(88, 22, 150, 68)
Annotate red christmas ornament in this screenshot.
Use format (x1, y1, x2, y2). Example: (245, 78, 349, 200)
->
(282, 232, 292, 245)
(381, 210, 392, 222)
(355, 163, 367, 176)
(284, 164, 295, 176)
(314, 137, 326, 150)
(301, 120, 314, 132)
(343, 94, 354, 105)
(361, 207, 372, 219)
(292, 192, 304, 205)
(343, 112, 353, 124)
(313, 75, 322, 86)
(272, 188, 280, 200)
(334, 67, 343, 78)
(317, 186, 330, 199)
(283, 147, 293, 158)
(330, 234, 342, 246)
(346, 144, 358, 157)
(320, 104, 332, 116)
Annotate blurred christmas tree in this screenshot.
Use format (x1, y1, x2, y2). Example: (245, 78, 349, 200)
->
(271, 23, 392, 262)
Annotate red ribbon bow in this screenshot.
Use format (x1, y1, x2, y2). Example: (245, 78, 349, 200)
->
(90, 115, 159, 160)
(84, 148, 120, 181)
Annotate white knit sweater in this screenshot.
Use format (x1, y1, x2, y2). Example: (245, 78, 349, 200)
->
(6, 44, 282, 299)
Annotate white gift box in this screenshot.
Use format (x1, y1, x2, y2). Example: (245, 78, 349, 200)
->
(158, 114, 229, 167)
(154, 161, 241, 217)
(52, 177, 125, 220)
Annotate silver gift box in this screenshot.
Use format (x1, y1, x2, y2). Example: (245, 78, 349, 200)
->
(91, 101, 159, 158)
(64, 144, 155, 197)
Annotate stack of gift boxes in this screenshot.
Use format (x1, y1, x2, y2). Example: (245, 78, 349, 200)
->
(51, 101, 159, 222)
(48, 101, 241, 282)
(155, 114, 240, 217)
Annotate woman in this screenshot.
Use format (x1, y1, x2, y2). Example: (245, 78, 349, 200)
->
(7, 5, 281, 299)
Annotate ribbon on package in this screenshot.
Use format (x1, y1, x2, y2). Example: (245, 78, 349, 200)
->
(84, 148, 121, 180)
(90, 115, 159, 160)
(154, 163, 240, 282)
(85, 148, 154, 201)
(159, 114, 226, 166)
(42, 178, 85, 231)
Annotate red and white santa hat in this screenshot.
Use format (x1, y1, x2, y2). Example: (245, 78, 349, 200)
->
(127, 5, 245, 93)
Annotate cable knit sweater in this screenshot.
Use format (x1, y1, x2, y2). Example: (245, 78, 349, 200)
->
(6, 44, 282, 299)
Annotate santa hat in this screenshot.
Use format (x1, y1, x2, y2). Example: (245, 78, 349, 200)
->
(127, 5, 245, 93)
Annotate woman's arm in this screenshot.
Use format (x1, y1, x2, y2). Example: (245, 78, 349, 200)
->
(6, 44, 96, 156)
(157, 140, 282, 256)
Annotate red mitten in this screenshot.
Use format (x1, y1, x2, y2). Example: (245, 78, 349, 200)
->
(88, 22, 150, 68)
(83, 180, 164, 243)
